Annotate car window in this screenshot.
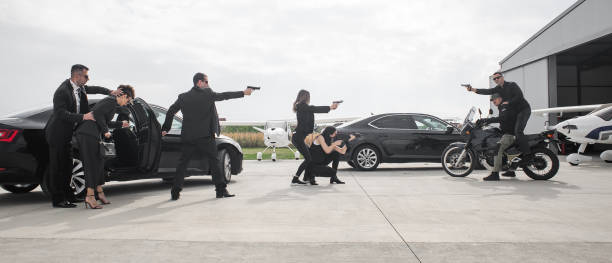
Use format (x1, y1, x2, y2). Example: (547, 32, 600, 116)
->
(412, 115, 448, 131)
(371, 115, 417, 129)
(594, 107, 612, 121)
(152, 108, 182, 130)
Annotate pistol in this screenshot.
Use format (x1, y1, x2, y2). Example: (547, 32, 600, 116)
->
(333, 100, 344, 104)
(247, 86, 261, 90)
(460, 84, 472, 88)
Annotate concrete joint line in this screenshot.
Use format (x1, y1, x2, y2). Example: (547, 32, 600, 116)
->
(349, 172, 422, 263)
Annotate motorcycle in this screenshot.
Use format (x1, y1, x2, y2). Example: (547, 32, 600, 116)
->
(441, 107, 560, 180)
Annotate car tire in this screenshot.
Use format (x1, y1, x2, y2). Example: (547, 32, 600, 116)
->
(1, 184, 39, 194)
(218, 149, 232, 183)
(352, 145, 381, 171)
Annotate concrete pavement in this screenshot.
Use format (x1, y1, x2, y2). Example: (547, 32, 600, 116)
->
(1, 158, 611, 262)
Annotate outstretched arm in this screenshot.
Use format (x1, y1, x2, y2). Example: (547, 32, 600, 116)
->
(212, 91, 245, 101)
(84, 85, 111, 95)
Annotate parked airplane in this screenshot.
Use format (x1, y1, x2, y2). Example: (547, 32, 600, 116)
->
(221, 117, 358, 161)
(533, 103, 612, 165)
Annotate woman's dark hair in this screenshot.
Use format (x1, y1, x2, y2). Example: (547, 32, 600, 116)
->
(117, 85, 135, 99)
(320, 126, 337, 146)
(292, 89, 310, 112)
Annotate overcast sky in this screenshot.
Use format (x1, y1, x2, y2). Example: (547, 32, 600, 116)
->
(0, 0, 576, 122)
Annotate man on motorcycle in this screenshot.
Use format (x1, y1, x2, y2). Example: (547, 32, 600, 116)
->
(466, 72, 533, 165)
(476, 93, 518, 181)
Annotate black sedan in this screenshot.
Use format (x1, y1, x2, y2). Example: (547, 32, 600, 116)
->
(336, 113, 463, 171)
(0, 98, 243, 196)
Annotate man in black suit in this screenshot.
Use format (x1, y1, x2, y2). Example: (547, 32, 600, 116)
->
(45, 64, 121, 208)
(161, 72, 254, 200)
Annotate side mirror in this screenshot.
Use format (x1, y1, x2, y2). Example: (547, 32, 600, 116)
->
(445, 126, 454, 134)
(489, 108, 494, 115)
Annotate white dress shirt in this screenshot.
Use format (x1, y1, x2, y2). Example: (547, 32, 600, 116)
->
(69, 80, 81, 113)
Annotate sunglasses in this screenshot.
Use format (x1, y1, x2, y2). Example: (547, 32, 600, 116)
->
(493, 76, 502, 81)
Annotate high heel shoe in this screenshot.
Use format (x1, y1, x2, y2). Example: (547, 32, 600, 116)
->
(96, 191, 111, 205)
(330, 176, 345, 184)
(84, 195, 102, 209)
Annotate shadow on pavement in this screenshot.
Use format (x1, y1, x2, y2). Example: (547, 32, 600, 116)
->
(443, 176, 581, 201)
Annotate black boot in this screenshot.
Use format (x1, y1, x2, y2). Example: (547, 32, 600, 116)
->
(308, 177, 318, 185)
(330, 176, 345, 184)
(216, 188, 236, 198)
(291, 176, 306, 185)
(501, 171, 516, 177)
(483, 172, 500, 181)
(170, 188, 181, 201)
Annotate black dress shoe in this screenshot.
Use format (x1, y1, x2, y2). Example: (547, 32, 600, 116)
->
(291, 176, 306, 185)
(330, 176, 345, 184)
(216, 189, 236, 198)
(502, 171, 516, 177)
(52, 201, 77, 208)
(170, 188, 181, 201)
(483, 172, 500, 181)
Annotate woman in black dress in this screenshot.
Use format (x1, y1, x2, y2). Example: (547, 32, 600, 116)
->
(291, 90, 339, 185)
(309, 126, 356, 184)
(76, 85, 134, 209)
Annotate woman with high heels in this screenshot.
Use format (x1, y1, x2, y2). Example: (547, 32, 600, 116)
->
(291, 90, 339, 185)
(75, 85, 134, 209)
(309, 126, 355, 184)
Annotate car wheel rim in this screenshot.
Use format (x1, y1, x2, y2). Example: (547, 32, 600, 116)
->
(224, 153, 231, 181)
(357, 148, 377, 168)
(70, 158, 86, 196)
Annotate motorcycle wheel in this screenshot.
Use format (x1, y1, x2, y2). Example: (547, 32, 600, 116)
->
(522, 147, 560, 180)
(441, 145, 475, 177)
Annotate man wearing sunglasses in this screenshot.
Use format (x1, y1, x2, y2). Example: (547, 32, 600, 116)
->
(161, 72, 255, 200)
(465, 71, 533, 167)
(45, 64, 121, 208)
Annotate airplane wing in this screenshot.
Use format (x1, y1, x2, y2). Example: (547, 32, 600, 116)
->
(532, 104, 604, 116)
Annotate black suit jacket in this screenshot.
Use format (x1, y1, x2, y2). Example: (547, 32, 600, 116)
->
(45, 79, 110, 146)
(75, 96, 123, 138)
(476, 81, 530, 110)
(294, 102, 331, 134)
(162, 87, 244, 141)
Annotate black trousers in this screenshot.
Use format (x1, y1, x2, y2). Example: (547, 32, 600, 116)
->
(292, 132, 312, 180)
(174, 136, 226, 192)
(311, 151, 340, 178)
(76, 135, 105, 189)
(48, 142, 74, 204)
(515, 106, 531, 155)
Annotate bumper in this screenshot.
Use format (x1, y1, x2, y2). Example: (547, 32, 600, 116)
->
(0, 167, 38, 184)
(0, 152, 39, 184)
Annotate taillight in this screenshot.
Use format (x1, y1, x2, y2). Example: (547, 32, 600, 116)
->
(0, 129, 19, 142)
